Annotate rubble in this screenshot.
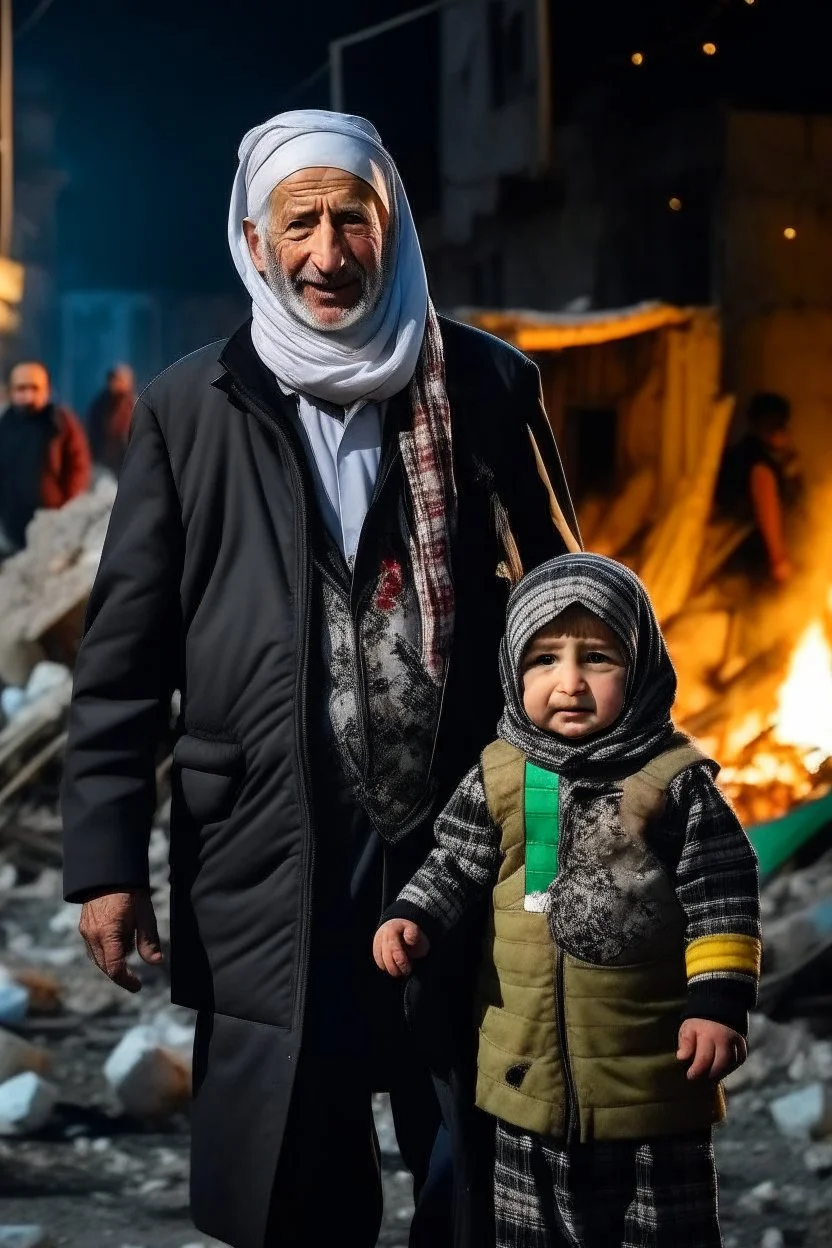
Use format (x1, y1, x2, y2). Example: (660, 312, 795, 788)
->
(0, 1029, 50, 1084)
(0, 1072, 58, 1135)
(0, 1231, 54, 1248)
(769, 1083, 832, 1140)
(104, 1018, 193, 1120)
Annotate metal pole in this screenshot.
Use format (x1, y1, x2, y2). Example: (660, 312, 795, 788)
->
(329, 39, 343, 113)
(535, 0, 552, 174)
(0, 0, 13, 257)
(328, 0, 442, 115)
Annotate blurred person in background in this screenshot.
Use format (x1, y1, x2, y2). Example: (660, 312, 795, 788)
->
(60, 109, 579, 1248)
(0, 361, 92, 559)
(716, 391, 803, 584)
(86, 363, 136, 475)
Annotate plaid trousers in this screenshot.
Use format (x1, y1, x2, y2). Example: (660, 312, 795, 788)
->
(494, 1122, 722, 1248)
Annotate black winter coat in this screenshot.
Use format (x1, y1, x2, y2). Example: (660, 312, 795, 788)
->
(61, 318, 579, 1248)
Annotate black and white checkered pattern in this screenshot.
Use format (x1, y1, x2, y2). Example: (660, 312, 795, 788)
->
(494, 1122, 723, 1248)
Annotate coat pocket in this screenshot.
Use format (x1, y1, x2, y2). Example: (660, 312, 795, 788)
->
(172, 733, 244, 825)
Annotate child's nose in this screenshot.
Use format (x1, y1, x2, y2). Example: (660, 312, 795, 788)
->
(556, 663, 586, 695)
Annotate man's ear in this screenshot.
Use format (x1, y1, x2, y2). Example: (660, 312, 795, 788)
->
(243, 218, 266, 274)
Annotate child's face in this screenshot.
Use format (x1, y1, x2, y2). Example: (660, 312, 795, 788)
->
(520, 617, 628, 739)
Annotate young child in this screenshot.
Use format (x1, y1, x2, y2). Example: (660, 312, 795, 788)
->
(374, 553, 761, 1248)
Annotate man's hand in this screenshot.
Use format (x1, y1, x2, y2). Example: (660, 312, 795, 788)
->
(78, 889, 164, 993)
(677, 1018, 747, 1081)
(373, 919, 430, 978)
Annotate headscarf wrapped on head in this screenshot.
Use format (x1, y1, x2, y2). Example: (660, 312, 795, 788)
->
(227, 108, 428, 409)
(497, 553, 678, 774)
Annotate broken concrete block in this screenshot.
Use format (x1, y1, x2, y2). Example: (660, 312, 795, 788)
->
(737, 1179, 779, 1215)
(789, 1040, 832, 1085)
(0, 1231, 54, 1248)
(10, 970, 60, 1016)
(760, 1231, 785, 1248)
(104, 1025, 191, 1120)
(0, 971, 29, 1026)
(803, 1141, 832, 1174)
(770, 1083, 832, 1140)
(0, 1072, 57, 1135)
(0, 1029, 50, 1085)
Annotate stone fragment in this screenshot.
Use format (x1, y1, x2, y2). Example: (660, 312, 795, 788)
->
(737, 1179, 779, 1215)
(760, 1231, 785, 1248)
(0, 1029, 50, 1085)
(0, 1073, 57, 1135)
(770, 1083, 832, 1140)
(803, 1141, 832, 1174)
(104, 1024, 192, 1120)
(0, 1230, 54, 1248)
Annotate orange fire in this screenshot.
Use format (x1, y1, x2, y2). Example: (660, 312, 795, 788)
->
(712, 620, 832, 824)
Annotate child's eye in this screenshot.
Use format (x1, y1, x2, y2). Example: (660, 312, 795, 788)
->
(585, 651, 613, 665)
(533, 654, 556, 666)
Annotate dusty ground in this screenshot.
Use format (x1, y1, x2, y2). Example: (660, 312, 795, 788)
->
(1, 871, 831, 1247)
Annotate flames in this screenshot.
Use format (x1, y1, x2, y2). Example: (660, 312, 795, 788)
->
(705, 615, 832, 825)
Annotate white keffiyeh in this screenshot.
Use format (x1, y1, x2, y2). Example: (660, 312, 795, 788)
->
(227, 108, 428, 409)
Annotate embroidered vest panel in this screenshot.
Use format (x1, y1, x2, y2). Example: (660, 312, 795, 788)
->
(477, 739, 724, 1141)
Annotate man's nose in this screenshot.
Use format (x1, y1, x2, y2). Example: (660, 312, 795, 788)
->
(309, 220, 345, 275)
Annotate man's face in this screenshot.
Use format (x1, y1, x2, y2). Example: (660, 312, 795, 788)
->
(244, 167, 389, 331)
(9, 364, 50, 413)
(108, 367, 134, 396)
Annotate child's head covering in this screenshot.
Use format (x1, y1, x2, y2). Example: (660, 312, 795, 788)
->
(497, 553, 677, 775)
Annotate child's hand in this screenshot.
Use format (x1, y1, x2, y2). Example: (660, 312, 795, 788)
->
(373, 919, 430, 978)
(677, 1018, 748, 1081)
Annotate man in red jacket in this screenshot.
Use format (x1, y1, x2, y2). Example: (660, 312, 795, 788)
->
(0, 361, 92, 557)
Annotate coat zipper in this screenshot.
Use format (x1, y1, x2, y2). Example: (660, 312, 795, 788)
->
(230, 382, 314, 1033)
(555, 944, 578, 1143)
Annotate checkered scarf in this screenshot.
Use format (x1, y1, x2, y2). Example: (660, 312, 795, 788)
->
(497, 553, 678, 774)
(400, 301, 457, 685)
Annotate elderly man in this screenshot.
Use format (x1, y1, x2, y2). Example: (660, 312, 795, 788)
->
(62, 111, 579, 1248)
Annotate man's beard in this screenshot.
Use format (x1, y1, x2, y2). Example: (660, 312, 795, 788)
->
(262, 245, 386, 333)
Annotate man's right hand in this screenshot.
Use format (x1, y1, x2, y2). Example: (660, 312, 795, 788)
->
(78, 889, 164, 993)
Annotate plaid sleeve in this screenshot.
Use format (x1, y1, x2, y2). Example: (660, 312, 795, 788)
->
(661, 762, 762, 1036)
(383, 762, 501, 942)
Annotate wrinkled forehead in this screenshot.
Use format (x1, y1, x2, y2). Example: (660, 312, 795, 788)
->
(273, 166, 387, 217)
(246, 131, 390, 220)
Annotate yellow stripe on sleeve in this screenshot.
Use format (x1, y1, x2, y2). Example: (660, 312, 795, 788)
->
(685, 933, 761, 980)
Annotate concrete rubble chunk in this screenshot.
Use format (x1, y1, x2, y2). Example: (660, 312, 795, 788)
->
(803, 1141, 832, 1174)
(0, 1231, 55, 1248)
(0, 1029, 51, 1085)
(760, 1230, 785, 1248)
(0, 1072, 58, 1135)
(737, 1179, 779, 1215)
(0, 478, 116, 687)
(104, 1018, 194, 1120)
(0, 969, 29, 1026)
(770, 1082, 832, 1140)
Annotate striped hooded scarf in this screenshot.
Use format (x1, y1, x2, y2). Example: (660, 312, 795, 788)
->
(497, 553, 679, 775)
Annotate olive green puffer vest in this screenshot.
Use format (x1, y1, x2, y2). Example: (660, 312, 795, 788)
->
(476, 738, 725, 1142)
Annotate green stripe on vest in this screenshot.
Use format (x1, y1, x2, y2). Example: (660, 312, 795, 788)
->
(524, 762, 559, 896)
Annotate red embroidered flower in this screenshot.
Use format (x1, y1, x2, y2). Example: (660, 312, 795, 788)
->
(376, 557, 404, 611)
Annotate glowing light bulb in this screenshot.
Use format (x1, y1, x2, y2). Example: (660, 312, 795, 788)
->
(631, 51, 644, 66)
(668, 197, 682, 212)
(702, 42, 717, 56)
(783, 227, 797, 240)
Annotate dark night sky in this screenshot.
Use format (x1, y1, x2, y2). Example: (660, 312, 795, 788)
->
(13, 0, 831, 297)
(14, 0, 439, 293)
